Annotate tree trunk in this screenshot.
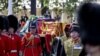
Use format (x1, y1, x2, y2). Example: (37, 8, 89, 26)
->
(31, 0, 36, 15)
(41, 0, 44, 15)
(8, 0, 13, 15)
(41, 0, 44, 8)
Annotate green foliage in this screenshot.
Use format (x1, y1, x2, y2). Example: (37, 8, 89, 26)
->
(39, 0, 49, 7)
(39, 0, 49, 15)
(13, 0, 22, 13)
(0, 0, 22, 13)
(64, 0, 78, 16)
(53, 0, 59, 6)
(53, 7, 62, 15)
(52, 0, 63, 16)
(52, 0, 79, 17)
(0, 0, 8, 11)
(39, 0, 80, 17)
(41, 6, 49, 15)
(64, 0, 93, 16)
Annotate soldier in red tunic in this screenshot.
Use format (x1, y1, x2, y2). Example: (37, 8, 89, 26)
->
(22, 21, 42, 56)
(7, 15, 22, 56)
(0, 16, 7, 56)
(1, 16, 11, 56)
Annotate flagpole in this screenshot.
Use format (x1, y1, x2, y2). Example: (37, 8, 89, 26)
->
(8, 0, 13, 15)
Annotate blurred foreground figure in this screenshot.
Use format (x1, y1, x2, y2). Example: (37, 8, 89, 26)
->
(7, 15, 22, 56)
(22, 21, 42, 56)
(78, 2, 100, 56)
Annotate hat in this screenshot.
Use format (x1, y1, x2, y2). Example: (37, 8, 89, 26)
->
(0, 16, 5, 30)
(78, 3, 100, 46)
(7, 15, 18, 32)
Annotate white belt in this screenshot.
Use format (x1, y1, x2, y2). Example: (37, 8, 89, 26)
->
(11, 50, 17, 53)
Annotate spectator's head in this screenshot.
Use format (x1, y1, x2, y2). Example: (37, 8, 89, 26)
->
(29, 21, 37, 34)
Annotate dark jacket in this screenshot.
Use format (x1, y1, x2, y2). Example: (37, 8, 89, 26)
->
(51, 38, 66, 56)
(79, 47, 87, 56)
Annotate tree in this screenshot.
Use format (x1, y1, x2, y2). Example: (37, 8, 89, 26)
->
(39, 0, 49, 8)
(13, 0, 22, 13)
(31, 0, 36, 15)
(39, 0, 80, 18)
(52, 0, 63, 16)
(0, 0, 8, 11)
(39, 0, 49, 15)
(64, 0, 78, 17)
(50, 0, 79, 17)
(0, 0, 22, 14)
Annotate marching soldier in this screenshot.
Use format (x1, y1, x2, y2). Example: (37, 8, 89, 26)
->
(0, 16, 7, 56)
(22, 21, 42, 56)
(7, 15, 22, 56)
(1, 16, 11, 56)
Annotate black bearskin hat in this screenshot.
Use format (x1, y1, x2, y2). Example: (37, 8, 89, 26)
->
(7, 15, 18, 32)
(0, 16, 5, 30)
(78, 3, 100, 46)
(2, 16, 9, 31)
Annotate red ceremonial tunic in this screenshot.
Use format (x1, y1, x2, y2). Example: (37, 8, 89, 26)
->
(8, 34, 21, 56)
(1, 35, 10, 56)
(45, 34, 52, 54)
(0, 37, 5, 56)
(22, 33, 42, 56)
